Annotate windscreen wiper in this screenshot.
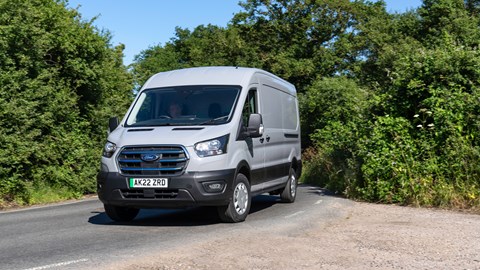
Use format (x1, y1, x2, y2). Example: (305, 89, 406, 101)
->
(198, 115, 229, 125)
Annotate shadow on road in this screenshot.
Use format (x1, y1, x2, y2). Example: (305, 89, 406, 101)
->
(88, 194, 281, 227)
(302, 184, 343, 197)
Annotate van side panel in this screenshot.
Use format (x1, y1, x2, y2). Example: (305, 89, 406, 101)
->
(259, 84, 289, 182)
(257, 73, 299, 186)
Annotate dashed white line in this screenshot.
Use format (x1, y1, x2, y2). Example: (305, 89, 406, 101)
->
(284, 211, 305, 219)
(315, 199, 323, 205)
(23, 258, 88, 270)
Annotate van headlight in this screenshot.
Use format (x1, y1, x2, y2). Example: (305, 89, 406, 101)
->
(194, 135, 229, 157)
(103, 141, 117, 158)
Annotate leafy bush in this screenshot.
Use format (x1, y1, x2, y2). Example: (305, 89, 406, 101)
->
(299, 77, 369, 195)
(0, 0, 132, 206)
(302, 1, 480, 209)
(299, 77, 370, 146)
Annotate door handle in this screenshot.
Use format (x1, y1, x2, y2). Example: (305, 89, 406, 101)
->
(266, 136, 271, 142)
(259, 138, 265, 143)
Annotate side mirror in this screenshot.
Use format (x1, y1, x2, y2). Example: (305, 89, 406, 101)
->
(247, 113, 263, 138)
(108, 117, 119, 133)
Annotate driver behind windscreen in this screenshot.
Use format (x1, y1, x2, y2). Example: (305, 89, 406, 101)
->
(168, 102, 182, 118)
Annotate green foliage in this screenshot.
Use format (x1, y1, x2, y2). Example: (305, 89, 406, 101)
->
(0, 0, 133, 206)
(301, 121, 361, 194)
(23, 182, 82, 206)
(299, 77, 369, 195)
(231, 0, 387, 88)
(299, 0, 480, 209)
(300, 77, 369, 144)
(356, 116, 421, 203)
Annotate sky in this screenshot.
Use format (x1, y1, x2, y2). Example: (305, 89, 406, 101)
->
(66, 0, 423, 66)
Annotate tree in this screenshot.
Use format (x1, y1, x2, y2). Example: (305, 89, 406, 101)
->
(0, 0, 133, 205)
(231, 0, 387, 90)
(131, 24, 258, 89)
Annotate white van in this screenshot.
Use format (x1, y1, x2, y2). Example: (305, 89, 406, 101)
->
(97, 66, 301, 223)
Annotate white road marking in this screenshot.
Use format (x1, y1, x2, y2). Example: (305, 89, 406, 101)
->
(315, 199, 323, 205)
(23, 259, 88, 270)
(284, 211, 305, 219)
(0, 197, 98, 214)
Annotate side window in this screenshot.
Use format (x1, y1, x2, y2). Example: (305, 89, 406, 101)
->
(242, 89, 258, 127)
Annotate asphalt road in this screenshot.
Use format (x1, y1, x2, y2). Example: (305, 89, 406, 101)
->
(0, 185, 350, 270)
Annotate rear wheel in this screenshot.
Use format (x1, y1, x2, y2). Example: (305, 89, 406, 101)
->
(217, 173, 251, 223)
(104, 204, 139, 222)
(280, 168, 297, 203)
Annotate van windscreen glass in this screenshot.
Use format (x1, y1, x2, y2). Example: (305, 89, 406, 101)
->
(125, 85, 241, 127)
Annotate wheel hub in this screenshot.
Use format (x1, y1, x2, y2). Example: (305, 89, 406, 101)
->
(234, 182, 248, 215)
(290, 174, 296, 197)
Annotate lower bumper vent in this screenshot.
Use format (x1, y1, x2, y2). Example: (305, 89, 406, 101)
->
(120, 189, 179, 199)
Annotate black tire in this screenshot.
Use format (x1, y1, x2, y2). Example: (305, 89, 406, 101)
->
(104, 204, 139, 222)
(217, 173, 251, 223)
(280, 168, 297, 203)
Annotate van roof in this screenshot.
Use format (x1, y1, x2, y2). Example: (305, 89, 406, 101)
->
(143, 66, 296, 95)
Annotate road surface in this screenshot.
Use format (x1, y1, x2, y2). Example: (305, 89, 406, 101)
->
(1, 185, 479, 270)
(0, 185, 348, 270)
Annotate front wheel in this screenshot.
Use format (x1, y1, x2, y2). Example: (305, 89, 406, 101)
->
(104, 204, 139, 222)
(280, 168, 297, 203)
(217, 173, 251, 223)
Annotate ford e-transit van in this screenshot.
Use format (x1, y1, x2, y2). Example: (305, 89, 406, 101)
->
(97, 66, 301, 223)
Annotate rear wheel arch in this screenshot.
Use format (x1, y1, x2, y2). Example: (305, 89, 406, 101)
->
(291, 157, 302, 178)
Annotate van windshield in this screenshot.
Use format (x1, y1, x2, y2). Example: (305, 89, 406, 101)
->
(125, 85, 241, 127)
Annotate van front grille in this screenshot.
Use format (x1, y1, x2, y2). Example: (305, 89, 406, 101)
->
(117, 145, 188, 176)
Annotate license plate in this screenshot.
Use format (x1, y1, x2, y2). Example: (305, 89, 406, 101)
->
(129, 178, 168, 188)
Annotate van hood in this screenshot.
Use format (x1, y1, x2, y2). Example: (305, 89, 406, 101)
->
(108, 125, 234, 148)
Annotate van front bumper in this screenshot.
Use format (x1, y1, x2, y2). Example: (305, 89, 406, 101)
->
(97, 168, 236, 208)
